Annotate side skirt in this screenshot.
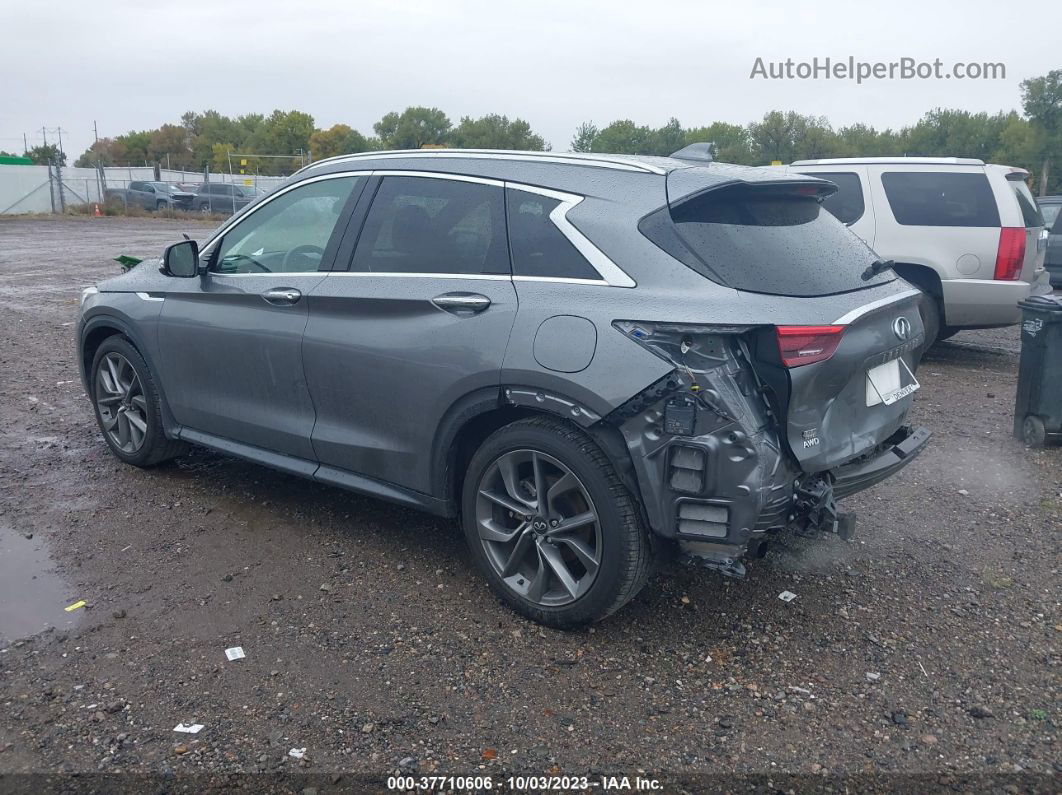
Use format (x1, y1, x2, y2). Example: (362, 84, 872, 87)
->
(177, 428, 453, 517)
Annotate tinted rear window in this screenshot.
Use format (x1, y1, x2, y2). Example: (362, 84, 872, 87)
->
(1040, 202, 1061, 231)
(652, 184, 891, 297)
(1008, 178, 1044, 228)
(507, 190, 599, 280)
(800, 172, 864, 225)
(881, 171, 1000, 227)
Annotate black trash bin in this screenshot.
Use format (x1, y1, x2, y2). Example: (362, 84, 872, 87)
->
(1013, 294, 1062, 447)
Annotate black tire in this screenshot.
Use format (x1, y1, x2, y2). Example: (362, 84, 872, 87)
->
(1022, 415, 1047, 448)
(90, 336, 187, 467)
(461, 416, 651, 628)
(919, 296, 942, 349)
(156, 200, 167, 211)
(937, 326, 961, 342)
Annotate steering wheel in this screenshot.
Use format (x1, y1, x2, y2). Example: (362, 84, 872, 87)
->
(283, 244, 325, 271)
(217, 253, 270, 273)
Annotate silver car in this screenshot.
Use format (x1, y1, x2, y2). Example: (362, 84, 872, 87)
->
(788, 157, 1051, 345)
(77, 150, 930, 627)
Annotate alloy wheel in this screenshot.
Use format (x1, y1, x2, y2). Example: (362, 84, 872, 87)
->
(95, 352, 149, 454)
(475, 449, 602, 606)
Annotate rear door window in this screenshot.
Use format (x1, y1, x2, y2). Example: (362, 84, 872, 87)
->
(352, 176, 508, 275)
(800, 172, 864, 225)
(649, 183, 890, 297)
(506, 190, 599, 280)
(881, 171, 1000, 227)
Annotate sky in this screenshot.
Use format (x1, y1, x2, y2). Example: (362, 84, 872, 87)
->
(1, 0, 1057, 161)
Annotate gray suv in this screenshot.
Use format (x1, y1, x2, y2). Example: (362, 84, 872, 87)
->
(77, 150, 930, 627)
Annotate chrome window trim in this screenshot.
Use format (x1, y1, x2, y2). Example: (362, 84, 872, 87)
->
(505, 182, 636, 288)
(831, 288, 922, 325)
(134, 292, 164, 302)
(201, 171, 373, 255)
(323, 272, 512, 281)
(202, 169, 636, 288)
(294, 149, 666, 176)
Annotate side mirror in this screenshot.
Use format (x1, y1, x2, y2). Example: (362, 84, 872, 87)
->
(162, 240, 199, 278)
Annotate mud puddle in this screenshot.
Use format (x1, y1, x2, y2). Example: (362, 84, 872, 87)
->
(0, 525, 81, 643)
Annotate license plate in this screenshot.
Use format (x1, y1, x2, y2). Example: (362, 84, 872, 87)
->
(866, 358, 920, 406)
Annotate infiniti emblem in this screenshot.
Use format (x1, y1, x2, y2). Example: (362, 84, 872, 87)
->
(893, 316, 912, 341)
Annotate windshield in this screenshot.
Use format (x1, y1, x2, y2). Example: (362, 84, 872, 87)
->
(650, 184, 892, 297)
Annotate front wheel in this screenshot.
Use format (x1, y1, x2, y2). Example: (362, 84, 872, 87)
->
(461, 417, 651, 628)
(156, 200, 167, 211)
(90, 336, 186, 467)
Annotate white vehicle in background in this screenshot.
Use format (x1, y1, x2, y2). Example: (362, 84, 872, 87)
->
(787, 157, 1051, 345)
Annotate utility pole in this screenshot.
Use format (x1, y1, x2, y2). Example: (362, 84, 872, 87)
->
(93, 120, 99, 143)
(22, 133, 28, 155)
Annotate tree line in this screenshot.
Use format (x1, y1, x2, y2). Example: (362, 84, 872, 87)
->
(5, 69, 1055, 192)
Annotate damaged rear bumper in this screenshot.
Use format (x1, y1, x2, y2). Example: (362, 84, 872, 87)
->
(832, 425, 931, 499)
(610, 364, 930, 565)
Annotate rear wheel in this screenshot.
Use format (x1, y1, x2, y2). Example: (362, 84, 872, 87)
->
(90, 337, 186, 467)
(937, 326, 961, 342)
(199, 202, 211, 214)
(1022, 415, 1047, 448)
(461, 417, 651, 628)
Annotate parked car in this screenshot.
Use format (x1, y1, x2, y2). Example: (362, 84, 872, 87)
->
(193, 182, 265, 214)
(787, 157, 1051, 345)
(104, 181, 195, 211)
(78, 150, 930, 627)
(1036, 195, 1062, 287)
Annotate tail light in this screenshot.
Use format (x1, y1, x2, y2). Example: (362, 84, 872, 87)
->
(775, 325, 845, 367)
(994, 227, 1026, 280)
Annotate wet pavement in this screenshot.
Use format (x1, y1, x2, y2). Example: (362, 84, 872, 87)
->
(0, 524, 81, 643)
(0, 216, 1058, 788)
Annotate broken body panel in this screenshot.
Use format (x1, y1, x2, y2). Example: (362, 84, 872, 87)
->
(81, 152, 931, 579)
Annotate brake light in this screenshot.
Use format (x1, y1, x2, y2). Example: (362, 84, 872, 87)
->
(776, 325, 845, 367)
(994, 227, 1026, 280)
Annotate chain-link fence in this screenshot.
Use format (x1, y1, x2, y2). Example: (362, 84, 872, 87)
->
(0, 164, 287, 215)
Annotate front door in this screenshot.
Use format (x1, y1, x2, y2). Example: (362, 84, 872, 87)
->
(302, 174, 518, 494)
(156, 173, 367, 459)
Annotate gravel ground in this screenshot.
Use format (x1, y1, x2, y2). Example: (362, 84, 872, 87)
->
(0, 216, 1058, 792)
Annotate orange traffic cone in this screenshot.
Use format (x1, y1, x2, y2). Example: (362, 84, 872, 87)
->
(93, 203, 101, 217)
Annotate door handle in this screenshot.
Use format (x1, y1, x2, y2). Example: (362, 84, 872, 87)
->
(431, 292, 491, 314)
(262, 288, 302, 306)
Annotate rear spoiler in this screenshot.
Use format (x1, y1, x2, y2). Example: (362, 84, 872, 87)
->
(667, 172, 838, 212)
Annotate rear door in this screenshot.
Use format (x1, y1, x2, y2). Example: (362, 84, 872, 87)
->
(157, 173, 366, 460)
(302, 173, 518, 495)
(869, 165, 1003, 279)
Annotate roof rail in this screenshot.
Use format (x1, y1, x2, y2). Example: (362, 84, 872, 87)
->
(292, 149, 668, 177)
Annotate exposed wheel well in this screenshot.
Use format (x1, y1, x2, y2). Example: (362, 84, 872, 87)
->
(443, 404, 648, 532)
(445, 405, 542, 510)
(891, 262, 942, 298)
(81, 325, 126, 379)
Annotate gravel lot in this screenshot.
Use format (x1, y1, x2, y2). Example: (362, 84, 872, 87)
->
(0, 216, 1058, 792)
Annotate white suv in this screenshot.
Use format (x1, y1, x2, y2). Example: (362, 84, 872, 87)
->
(787, 157, 1050, 344)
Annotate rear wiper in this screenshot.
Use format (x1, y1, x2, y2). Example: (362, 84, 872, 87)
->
(862, 258, 895, 280)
